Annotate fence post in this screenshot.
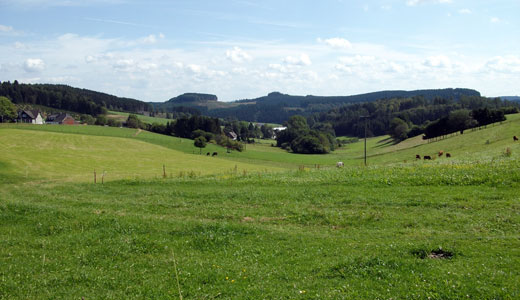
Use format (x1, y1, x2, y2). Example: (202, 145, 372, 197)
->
(94, 170, 96, 184)
(163, 164, 166, 178)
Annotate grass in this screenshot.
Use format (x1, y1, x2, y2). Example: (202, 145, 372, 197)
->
(0, 128, 283, 183)
(107, 111, 172, 125)
(1, 162, 519, 298)
(1, 114, 520, 298)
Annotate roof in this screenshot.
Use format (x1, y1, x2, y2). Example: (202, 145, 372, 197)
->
(21, 110, 41, 119)
(46, 113, 73, 123)
(227, 131, 238, 139)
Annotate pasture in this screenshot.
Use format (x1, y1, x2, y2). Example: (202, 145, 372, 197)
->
(1, 114, 520, 298)
(107, 111, 172, 125)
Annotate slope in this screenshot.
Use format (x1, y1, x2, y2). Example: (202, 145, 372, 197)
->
(0, 128, 284, 183)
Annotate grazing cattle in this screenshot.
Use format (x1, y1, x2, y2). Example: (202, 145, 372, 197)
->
(416, 154, 421, 160)
(438, 150, 444, 157)
(514, 136, 519, 141)
(212, 152, 218, 157)
(423, 155, 432, 160)
(446, 153, 451, 158)
(206, 152, 210, 156)
(336, 162, 344, 168)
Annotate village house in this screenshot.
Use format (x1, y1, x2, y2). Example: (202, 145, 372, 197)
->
(18, 110, 44, 124)
(46, 113, 75, 125)
(226, 131, 238, 140)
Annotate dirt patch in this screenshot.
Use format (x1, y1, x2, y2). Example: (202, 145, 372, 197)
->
(428, 249, 453, 259)
(411, 247, 454, 259)
(242, 217, 254, 222)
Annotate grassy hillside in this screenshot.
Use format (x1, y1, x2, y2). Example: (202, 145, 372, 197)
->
(0, 128, 283, 183)
(1, 115, 520, 298)
(1, 161, 519, 298)
(2, 112, 520, 177)
(107, 111, 171, 125)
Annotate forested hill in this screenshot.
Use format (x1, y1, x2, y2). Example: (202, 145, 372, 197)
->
(150, 93, 218, 113)
(204, 88, 481, 123)
(312, 95, 519, 138)
(500, 96, 520, 102)
(0, 81, 151, 116)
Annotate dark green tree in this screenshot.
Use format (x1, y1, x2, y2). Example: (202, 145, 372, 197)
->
(126, 114, 140, 128)
(0, 96, 17, 122)
(388, 118, 409, 141)
(194, 136, 207, 154)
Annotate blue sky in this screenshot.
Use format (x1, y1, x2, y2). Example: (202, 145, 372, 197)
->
(0, 0, 519, 102)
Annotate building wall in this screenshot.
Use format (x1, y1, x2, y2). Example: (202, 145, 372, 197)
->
(62, 117, 75, 125)
(33, 114, 44, 125)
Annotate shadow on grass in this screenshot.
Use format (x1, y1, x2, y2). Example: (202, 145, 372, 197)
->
(374, 137, 399, 148)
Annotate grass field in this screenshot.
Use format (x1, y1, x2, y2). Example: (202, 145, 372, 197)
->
(1, 115, 520, 298)
(107, 111, 172, 125)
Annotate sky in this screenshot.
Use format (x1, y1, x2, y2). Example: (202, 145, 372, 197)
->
(0, 0, 519, 102)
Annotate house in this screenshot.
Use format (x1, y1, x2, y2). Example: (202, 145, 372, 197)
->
(18, 110, 44, 124)
(46, 113, 75, 125)
(272, 126, 287, 139)
(226, 131, 238, 140)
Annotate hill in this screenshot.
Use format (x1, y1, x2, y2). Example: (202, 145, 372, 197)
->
(149, 88, 481, 124)
(0, 81, 152, 116)
(1, 119, 519, 298)
(500, 96, 520, 102)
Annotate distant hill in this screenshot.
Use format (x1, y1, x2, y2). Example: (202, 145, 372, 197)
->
(151, 88, 481, 123)
(203, 88, 481, 123)
(500, 96, 520, 102)
(0, 81, 152, 116)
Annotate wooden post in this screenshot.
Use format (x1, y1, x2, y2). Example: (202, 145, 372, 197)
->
(102, 171, 105, 184)
(163, 164, 166, 178)
(94, 170, 97, 184)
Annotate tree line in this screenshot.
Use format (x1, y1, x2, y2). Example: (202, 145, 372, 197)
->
(313, 95, 519, 140)
(0, 81, 151, 116)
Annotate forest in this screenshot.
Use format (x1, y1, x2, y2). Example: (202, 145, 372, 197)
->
(0, 81, 151, 116)
(311, 95, 519, 139)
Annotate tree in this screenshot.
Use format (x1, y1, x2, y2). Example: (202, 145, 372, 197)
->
(126, 114, 140, 128)
(0, 96, 17, 122)
(388, 118, 409, 141)
(194, 136, 207, 154)
(95, 115, 107, 126)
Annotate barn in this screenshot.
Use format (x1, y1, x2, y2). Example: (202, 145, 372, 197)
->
(46, 113, 75, 125)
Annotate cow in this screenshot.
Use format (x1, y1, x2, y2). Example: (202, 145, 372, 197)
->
(336, 162, 344, 168)
(423, 155, 432, 160)
(416, 154, 421, 160)
(212, 152, 218, 157)
(446, 153, 451, 158)
(514, 136, 519, 141)
(438, 150, 444, 157)
(206, 152, 210, 156)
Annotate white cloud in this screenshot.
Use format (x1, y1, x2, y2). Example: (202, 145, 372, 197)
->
(406, 0, 451, 6)
(458, 9, 472, 14)
(0, 25, 13, 32)
(490, 17, 500, 23)
(226, 47, 252, 63)
(283, 54, 311, 66)
(485, 56, 520, 73)
(319, 37, 352, 49)
(140, 34, 164, 44)
(423, 55, 452, 68)
(23, 58, 45, 72)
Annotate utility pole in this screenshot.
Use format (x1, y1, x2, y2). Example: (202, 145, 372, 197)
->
(360, 116, 368, 166)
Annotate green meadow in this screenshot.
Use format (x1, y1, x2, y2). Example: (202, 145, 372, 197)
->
(107, 111, 172, 125)
(1, 115, 519, 299)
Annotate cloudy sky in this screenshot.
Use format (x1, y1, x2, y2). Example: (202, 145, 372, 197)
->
(0, 0, 519, 102)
